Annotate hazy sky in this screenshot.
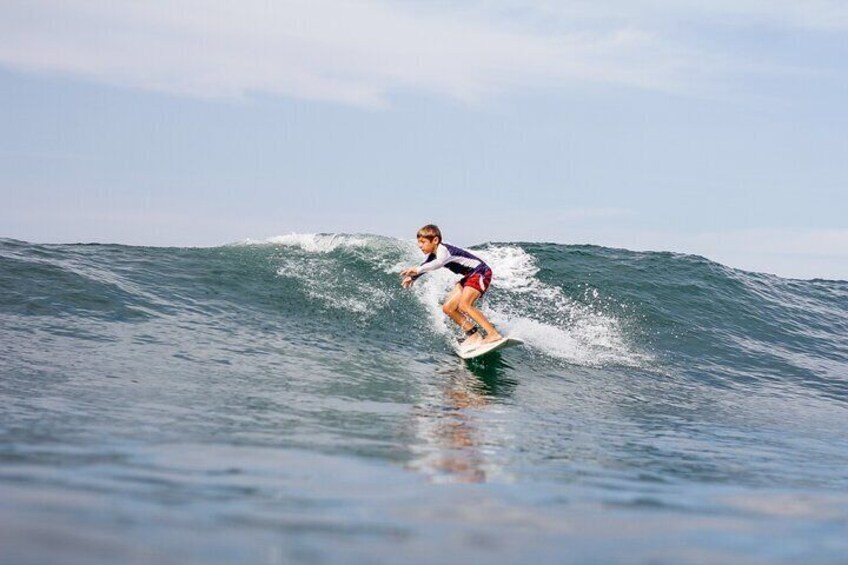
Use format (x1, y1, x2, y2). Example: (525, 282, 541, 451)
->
(1, 0, 846, 279)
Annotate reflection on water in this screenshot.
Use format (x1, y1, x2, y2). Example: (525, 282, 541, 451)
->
(462, 353, 519, 397)
(407, 355, 517, 484)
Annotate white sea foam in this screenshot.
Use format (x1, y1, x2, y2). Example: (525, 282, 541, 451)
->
(276, 253, 391, 316)
(257, 233, 412, 274)
(474, 245, 539, 292)
(474, 244, 649, 367)
(269, 234, 392, 317)
(409, 268, 457, 338)
(250, 233, 371, 253)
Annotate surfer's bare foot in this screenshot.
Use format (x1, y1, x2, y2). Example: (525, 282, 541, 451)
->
(460, 332, 483, 348)
(482, 333, 503, 344)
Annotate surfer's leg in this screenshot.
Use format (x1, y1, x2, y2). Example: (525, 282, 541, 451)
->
(458, 287, 503, 342)
(442, 284, 475, 331)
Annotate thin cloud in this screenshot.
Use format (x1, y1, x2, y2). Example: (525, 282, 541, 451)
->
(0, 0, 704, 107)
(475, 0, 848, 32)
(673, 0, 848, 32)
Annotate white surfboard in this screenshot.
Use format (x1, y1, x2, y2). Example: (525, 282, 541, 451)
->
(456, 337, 524, 360)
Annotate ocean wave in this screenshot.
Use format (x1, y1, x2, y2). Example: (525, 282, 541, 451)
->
(2, 235, 846, 395)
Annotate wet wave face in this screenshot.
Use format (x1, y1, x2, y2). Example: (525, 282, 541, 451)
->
(2, 235, 847, 564)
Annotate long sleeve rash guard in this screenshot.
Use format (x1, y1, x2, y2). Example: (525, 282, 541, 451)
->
(415, 243, 489, 278)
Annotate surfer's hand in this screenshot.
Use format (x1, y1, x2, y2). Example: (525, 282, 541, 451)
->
(400, 267, 418, 277)
(401, 276, 415, 289)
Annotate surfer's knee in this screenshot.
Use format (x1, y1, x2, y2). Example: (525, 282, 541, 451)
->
(442, 302, 457, 315)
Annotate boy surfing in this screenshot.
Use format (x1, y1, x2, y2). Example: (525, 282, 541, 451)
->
(401, 224, 503, 349)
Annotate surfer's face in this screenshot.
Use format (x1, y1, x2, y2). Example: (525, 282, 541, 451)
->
(417, 236, 438, 254)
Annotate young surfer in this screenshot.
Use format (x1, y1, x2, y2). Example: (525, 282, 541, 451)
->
(401, 224, 503, 348)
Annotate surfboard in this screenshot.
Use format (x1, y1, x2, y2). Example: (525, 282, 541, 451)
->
(456, 337, 524, 360)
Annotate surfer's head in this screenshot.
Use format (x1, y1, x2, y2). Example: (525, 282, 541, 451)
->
(416, 224, 441, 254)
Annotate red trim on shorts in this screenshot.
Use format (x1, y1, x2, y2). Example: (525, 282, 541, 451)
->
(460, 268, 493, 296)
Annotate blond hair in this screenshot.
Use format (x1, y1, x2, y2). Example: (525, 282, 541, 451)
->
(416, 224, 442, 242)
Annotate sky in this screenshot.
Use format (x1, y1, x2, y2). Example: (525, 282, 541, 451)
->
(1, 0, 846, 279)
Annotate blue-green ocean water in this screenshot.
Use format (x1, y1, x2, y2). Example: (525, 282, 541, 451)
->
(1, 234, 847, 564)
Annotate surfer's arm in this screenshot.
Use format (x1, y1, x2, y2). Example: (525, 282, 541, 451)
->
(401, 245, 449, 287)
(414, 245, 450, 276)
